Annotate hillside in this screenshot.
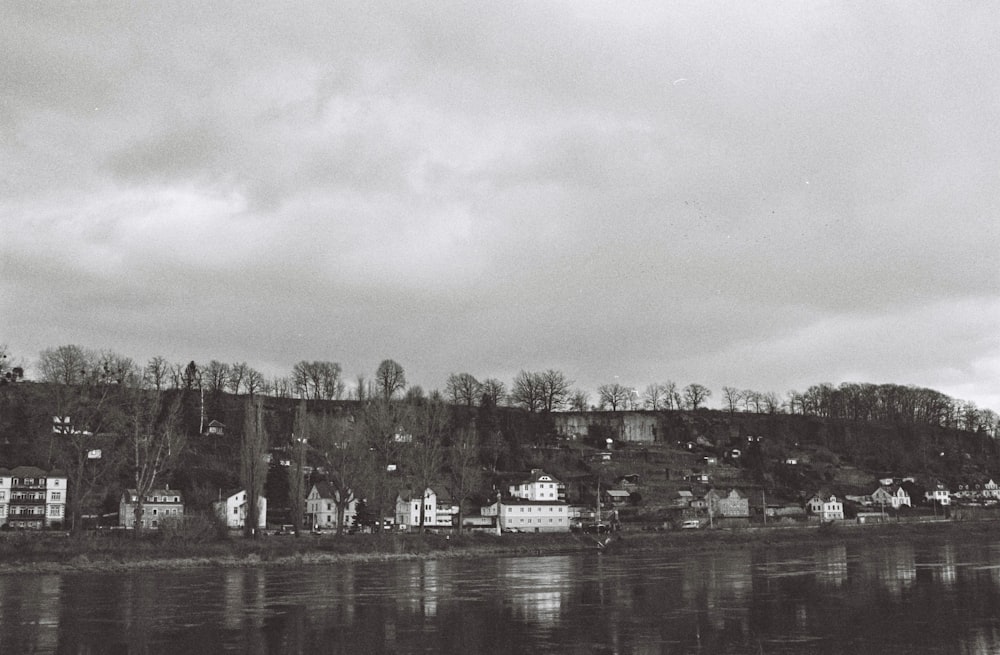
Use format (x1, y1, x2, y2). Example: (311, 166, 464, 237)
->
(1, 381, 997, 525)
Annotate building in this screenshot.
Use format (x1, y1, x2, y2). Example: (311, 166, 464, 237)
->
(481, 497, 570, 533)
(214, 489, 267, 530)
(306, 482, 357, 532)
(925, 480, 951, 506)
(871, 484, 911, 510)
(119, 487, 184, 529)
(509, 469, 563, 501)
(394, 488, 458, 530)
(204, 419, 225, 436)
(705, 488, 750, 518)
(807, 493, 845, 521)
(0, 466, 67, 529)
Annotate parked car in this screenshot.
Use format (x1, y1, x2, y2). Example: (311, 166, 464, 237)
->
(681, 519, 702, 530)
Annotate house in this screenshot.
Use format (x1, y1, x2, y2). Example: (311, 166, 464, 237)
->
(305, 482, 357, 532)
(0, 466, 67, 529)
(669, 490, 695, 509)
(615, 474, 640, 492)
(213, 489, 267, 530)
(481, 496, 570, 533)
(807, 493, 844, 521)
(509, 469, 563, 502)
(603, 489, 632, 507)
(925, 480, 951, 506)
(984, 479, 1000, 500)
(394, 488, 458, 530)
(204, 419, 225, 436)
(119, 487, 184, 529)
(871, 484, 911, 510)
(704, 488, 750, 518)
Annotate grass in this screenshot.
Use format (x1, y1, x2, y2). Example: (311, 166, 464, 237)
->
(1, 519, 995, 575)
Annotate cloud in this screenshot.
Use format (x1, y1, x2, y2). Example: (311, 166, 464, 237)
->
(2, 2, 998, 411)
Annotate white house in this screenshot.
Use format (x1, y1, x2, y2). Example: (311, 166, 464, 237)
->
(925, 481, 951, 506)
(807, 493, 844, 521)
(306, 482, 357, 532)
(214, 489, 267, 530)
(0, 466, 67, 529)
(509, 469, 563, 502)
(984, 479, 1000, 500)
(871, 484, 911, 510)
(481, 497, 570, 533)
(394, 488, 458, 530)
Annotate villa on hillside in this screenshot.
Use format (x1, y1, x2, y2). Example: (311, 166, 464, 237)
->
(0, 466, 67, 529)
(119, 487, 184, 529)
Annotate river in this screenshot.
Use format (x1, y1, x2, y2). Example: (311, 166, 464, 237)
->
(3, 534, 1000, 654)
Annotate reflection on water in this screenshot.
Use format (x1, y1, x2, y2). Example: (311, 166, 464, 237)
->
(4, 535, 1000, 653)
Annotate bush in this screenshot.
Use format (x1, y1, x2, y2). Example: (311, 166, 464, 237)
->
(159, 513, 228, 544)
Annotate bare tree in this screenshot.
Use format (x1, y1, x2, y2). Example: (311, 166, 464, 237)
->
(96, 351, 140, 386)
(354, 374, 367, 401)
(643, 383, 667, 410)
(598, 383, 631, 411)
(123, 389, 186, 535)
(204, 360, 230, 394)
(245, 367, 264, 396)
(313, 410, 370, 535)
(228, 362, 249, 394)
(445, 373, 481, 406)
(510, 371, 544, 412)
(722, 387, 743, 413)
(480, 378, 506, 406)
(144, 356, 170, 391)
(241, 397, 269, 538)
(291, 361, 344, 399)
(375, 359, 406, 401)
(168, 363, 186, 389)
(38, 345, 94, 385)
(569, 389, 590, 411)
(288, 402, 309, 534)
(445, 426, 483, 532)
(761, 391, 782, 414)
(683, 383, 712, 410)
(538, 369, 573, 412)
(406, 400, 448, 526)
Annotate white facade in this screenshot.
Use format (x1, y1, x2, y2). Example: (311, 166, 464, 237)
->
(807, 494, 844, 521)
(872, 485, 911, 510)
(481, 499, 570, 533)
(214, 490, 267, 529)
(395, 488, 458, 530)
(509, 469, 561, 502)
(306, 483, 357, 531)
(925, 484, 951, 506)
(0, 466, 66, 528)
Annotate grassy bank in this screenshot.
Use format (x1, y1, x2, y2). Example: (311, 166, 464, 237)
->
(1, 519, 997, 575)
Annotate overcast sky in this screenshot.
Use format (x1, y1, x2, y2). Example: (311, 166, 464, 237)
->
(3, 2, 998, 410)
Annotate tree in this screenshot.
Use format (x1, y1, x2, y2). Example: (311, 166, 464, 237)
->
(361, 399, 408, 523)
(510, 371, 544, 412)
(445, 426, 483, 532)
(291, 361, 345, 400)
(123, 389, 186, 535)
(683, 384, 712, 410)
(643, 383, 667, 410)
(288, 402, 309, 534)
(228, 362, 249, 394)
(375, 359, 406, 401)
(406, 400, 448, 526)
(204, 361, 230, 394)
(722, 387, 743, 413)
(538, 370, 572, 412)
(598, 383, 631, 411)
(244, 367, 264, 396)
(38, 345, 94, 385)
(445, 373, 481, 406)
(569, 390, 590, 411)
(1, 344, 25, 384)
(313, 410, 370, 535)
(143, 356, 170, 391)
(46, 377, 121, 532)
(241, 397, 269, 537)
(480, 378, 506, 406)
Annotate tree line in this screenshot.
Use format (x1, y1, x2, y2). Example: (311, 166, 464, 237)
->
(5, 343, 996, 437)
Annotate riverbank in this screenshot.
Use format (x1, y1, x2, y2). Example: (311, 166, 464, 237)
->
(1, 519, 997, 575)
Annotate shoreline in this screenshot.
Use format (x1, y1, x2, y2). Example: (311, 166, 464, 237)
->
(0, 519, 993, 576)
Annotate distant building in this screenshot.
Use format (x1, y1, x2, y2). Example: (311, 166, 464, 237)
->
(871, 484, 911, 510)
(705, 488, 749, 518)
(214, 490, 267, 530)
(306, 482, 357, 531)
(0, 466, 67, 529)
(395, 488, 458, 530)
(807, 493, 844, 521)
(119, 487, 184, 529)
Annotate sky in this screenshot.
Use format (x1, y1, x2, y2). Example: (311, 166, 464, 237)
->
(2, 2, 998, 411)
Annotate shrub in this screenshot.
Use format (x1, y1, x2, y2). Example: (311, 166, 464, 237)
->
(159, 513, 228, 544)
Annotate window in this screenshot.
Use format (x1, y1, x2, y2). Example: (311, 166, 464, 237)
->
(51, 492, 61, 501)
(234, 508, 238, 514)
(0, 491, 5, 500)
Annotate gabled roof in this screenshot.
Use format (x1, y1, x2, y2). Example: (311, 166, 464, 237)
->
(124, 488, 184, 502)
